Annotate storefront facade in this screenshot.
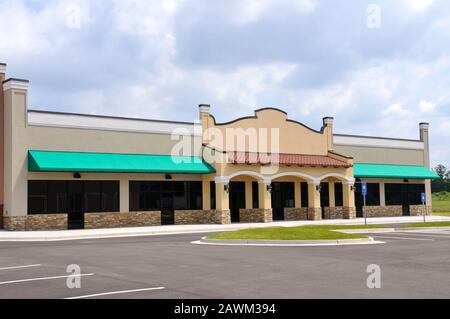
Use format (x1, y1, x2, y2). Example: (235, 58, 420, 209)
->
(0, 64, 439, 231)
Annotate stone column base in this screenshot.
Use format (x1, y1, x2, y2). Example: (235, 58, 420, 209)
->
(323, 207, 344, 219)
(308, 208, 322, 221)
(239, 209, 273, 223)
(3, 216, 27, 231)
(284, 208, 308, 221)
(213, 210, 231, 224)
(343, 207, 357, 219)
(175, 210, 231, 225)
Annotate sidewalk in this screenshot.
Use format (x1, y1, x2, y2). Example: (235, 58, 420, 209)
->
(1, 216, 449, 242)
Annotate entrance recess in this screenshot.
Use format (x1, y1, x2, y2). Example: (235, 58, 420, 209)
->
(161, 192, 175, 225)
(354, 183, 364, 218)
(271, 182, 295, 221)
(229, 182, 246, 223)
(68, 181, 84, 230)
(320, 182, 330, 219)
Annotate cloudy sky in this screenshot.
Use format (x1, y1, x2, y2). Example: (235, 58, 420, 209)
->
(1, 0, 449, 166)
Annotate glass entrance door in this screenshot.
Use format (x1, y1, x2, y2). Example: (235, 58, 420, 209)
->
(229, 182, 246, 223)
(68, 181, 84, 230)
(271, 182, 295, 221)
(161, 192, 175, 225)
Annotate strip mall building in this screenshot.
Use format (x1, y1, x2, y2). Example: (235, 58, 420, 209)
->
(0, 64, 439, 231)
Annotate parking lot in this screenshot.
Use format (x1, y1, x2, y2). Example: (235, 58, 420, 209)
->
(1, 228, 450, 299)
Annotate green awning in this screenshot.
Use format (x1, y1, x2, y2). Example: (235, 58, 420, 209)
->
(28, 150, 215, 174)
(354, 163, 439, 180)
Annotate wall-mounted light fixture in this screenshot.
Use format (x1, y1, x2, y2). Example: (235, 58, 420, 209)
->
(404, 179, 409, 183)
(165, 174, 173, 180)
(224, 184, 230, 194)
(316, 184, 322, 192)
(73, 172, 81, 179)
(266, 184, 273, 193)
(350, 185, 355, 192)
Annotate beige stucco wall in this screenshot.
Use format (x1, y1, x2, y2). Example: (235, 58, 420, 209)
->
(334, 145, 425, 166)
(26, 125, 201, 156)
(0, 71, 4, 215)
(3, 87, 28, 218)
(203, 108, 331, 155)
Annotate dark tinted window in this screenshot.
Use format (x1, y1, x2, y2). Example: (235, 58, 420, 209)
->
(47, 181, 67, 213)
(367, 183, 380, 206)
(84, 181, 102, 212)
(28, 181, 119, 214)
(320, 183, 330, 207)
(130, 181, 202, 211)
(334, 183, 343, 207)
(355, 182, 380, 206)
(385, 183, 425, 206)
(189, 182, 202, 210)
(385, 184, 403, 205)
(210, 181, 216, 210)
(102, 181, 119, 212)
(301, 182, 309, 208)
(28, 181, 47, 214)
(252, 182, 259, 209)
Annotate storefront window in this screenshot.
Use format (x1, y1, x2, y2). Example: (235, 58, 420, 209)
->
(129, 181, 202, 211)
(27, 181, 119, 214)
(385, 183, 425, 206)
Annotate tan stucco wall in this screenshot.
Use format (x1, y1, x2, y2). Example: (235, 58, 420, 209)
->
(26, 125, 201, 156)
(334, 145, 425, 166)
(204, 108, 331, 155)
(0, 71, 5, 213)
(215, 162, 354, 183)
(3, 88, 28, 218)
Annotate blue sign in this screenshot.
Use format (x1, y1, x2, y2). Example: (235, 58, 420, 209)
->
(421, 192, 426, 205)
(362, 182, 368, 197)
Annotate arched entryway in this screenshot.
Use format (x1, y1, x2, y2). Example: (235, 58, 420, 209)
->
(227, 172, 265, 223)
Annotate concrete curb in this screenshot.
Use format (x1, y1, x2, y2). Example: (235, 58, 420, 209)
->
(0, 229, 238, 242)
(192, 236, 384, 247)
(337, 228, 396, 234)
(0, 217, 449, 242)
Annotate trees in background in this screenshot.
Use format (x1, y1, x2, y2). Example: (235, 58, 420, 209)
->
(432, 164, 450, 192)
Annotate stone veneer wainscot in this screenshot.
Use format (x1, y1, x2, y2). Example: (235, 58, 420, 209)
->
(175, 210, 231, 225)
(84, 211, 161, 229)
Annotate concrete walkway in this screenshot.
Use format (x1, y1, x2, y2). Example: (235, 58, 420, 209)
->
(0, 216, 449, 242)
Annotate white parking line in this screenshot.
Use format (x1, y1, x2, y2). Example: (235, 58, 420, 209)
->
(0, 264, 42, 271)
(0, 273, 94, 285)
(65, 287, 166, 299)
(373, 235, 434, 241)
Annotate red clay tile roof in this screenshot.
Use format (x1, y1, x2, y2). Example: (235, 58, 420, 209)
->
(228, 152, 352, 168)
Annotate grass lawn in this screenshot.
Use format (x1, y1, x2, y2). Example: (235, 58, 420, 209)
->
(432, 192, 450, 215)
(402, 222, 450, 228)
(208, 225, 384, 241)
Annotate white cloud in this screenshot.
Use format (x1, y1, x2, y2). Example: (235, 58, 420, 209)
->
(382, 103, 413, 117)
(230, 0, 316, 25)
(418, 99, 436, 113)
(403, 0, 434, 12)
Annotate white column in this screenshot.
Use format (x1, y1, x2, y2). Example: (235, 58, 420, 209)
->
(379, 182, 386, 206)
